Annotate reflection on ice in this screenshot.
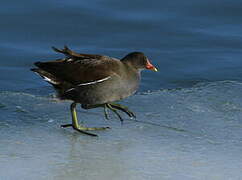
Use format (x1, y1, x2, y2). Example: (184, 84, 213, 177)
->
(0, 81, 242, 180)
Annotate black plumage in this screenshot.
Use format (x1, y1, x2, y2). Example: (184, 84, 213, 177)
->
(31, 46, 157, 136)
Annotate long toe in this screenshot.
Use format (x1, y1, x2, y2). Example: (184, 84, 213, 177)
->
(77, 126, 110, 131)
(73, 127, 98, 136)
(73, 126, 110, 136)
(109, 103, 136, 119)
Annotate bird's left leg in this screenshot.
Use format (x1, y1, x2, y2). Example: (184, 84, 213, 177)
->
(103, 104, 109, 120)
(106, 104, 124, 123)
(82, 104, 110, 120)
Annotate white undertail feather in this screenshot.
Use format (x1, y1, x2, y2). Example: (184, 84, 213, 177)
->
(66, 58, 74, 62)
(44, 76, 59, 84)
(34, 72, 59, 85)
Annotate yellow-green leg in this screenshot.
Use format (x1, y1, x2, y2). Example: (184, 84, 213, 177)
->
(104, 104, 109, 120)
(61, 102, 110, 136)
(106, 104, 124, 123)
(103, 103, 136, 122)
(108, 103, 136, 118)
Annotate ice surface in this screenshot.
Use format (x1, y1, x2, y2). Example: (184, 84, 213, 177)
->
(0, 81, 242, 180)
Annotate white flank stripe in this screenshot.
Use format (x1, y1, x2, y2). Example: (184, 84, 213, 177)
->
(65, 88, 75, 93)
(65, 76, 111, 93)
(77, 76, 111, 86)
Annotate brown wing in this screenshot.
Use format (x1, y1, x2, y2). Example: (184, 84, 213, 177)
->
(34, 51, 121, 85)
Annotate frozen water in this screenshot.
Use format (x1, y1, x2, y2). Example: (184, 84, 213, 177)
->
(0, 81, 242, 180)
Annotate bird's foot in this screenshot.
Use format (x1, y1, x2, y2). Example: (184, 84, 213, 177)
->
(61, 124, 110, 136)
(109, 103, 136, 119)
(106, 104, 124, 123)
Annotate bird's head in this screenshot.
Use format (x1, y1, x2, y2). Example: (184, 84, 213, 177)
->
(121, 52, 158, 72)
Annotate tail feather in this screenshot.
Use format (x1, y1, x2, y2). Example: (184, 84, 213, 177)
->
(52, 45, 82, 58)
(34, 61, 43, 68)
(31, 68, 60, 85)
(31, 68, 73, 97)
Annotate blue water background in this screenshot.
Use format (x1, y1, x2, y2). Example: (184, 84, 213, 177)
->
(1, 0, 242, 92)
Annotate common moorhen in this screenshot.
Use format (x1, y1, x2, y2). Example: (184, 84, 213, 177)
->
(31, 46, 157, 136)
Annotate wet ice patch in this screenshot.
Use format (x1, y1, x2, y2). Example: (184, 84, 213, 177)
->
(0, 81, 242, 180)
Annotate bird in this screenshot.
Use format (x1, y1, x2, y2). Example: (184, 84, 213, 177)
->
(31, 46, 158, 136)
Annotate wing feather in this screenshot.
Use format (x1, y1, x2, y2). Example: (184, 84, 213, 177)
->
(34, 48, 121, 86)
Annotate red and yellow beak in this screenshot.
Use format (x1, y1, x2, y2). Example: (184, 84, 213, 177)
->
(146, 60, 158, 72)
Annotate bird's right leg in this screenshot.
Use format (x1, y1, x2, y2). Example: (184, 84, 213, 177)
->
(61, 102, 109, 136)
